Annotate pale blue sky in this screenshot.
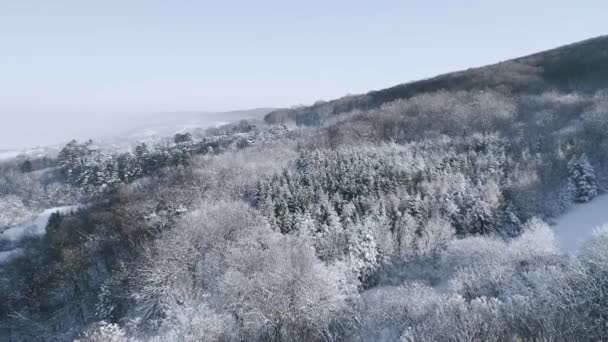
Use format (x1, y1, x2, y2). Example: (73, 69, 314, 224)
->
(0, 0, 606, 148)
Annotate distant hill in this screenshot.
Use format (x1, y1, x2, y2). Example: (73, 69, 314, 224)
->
(266, 36, 608, 126)
(0, 108, 276, 158)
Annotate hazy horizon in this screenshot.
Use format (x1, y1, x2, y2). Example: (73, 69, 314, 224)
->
(0, 109, 274, 150)
(1, 0, 606, 149)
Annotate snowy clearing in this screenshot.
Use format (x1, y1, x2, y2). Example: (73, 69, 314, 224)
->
(552, 195, 608, 254)
(0, 205, 82, 243)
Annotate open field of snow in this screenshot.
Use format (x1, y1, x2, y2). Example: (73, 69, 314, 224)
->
(552, 195, 608, 253)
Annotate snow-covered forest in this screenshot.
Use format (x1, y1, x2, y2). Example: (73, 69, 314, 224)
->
(2, 36, 608, 341)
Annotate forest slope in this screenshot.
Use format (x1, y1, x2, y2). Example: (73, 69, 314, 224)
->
(265, 35, 608, 126)
(2, 36, 608, 342)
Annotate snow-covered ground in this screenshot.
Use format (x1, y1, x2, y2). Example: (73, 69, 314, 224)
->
(0, 205, 82, 265)
(552, 195, 608, 254)
(0, 205, 82, 243)
(0, 248, 24, 264)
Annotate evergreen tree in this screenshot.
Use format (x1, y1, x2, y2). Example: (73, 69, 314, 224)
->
(57, 139, 95, 184)
(568, 154, 598, 203)
(19, 160, 32, 173)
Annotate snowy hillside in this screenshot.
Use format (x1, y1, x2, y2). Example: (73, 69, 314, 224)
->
(0, 205, 82, 242)
(4, 33, 608, 341)
(0, 205, 82, 264)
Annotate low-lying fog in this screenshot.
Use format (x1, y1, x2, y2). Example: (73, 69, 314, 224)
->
(0, 108, 273, 151)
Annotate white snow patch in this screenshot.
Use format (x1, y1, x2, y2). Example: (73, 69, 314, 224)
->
(0, 205, 82, 243)
(0, 248, 24, 264)
(552, 195, 608, 254)
(32, 166, 58, 177)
